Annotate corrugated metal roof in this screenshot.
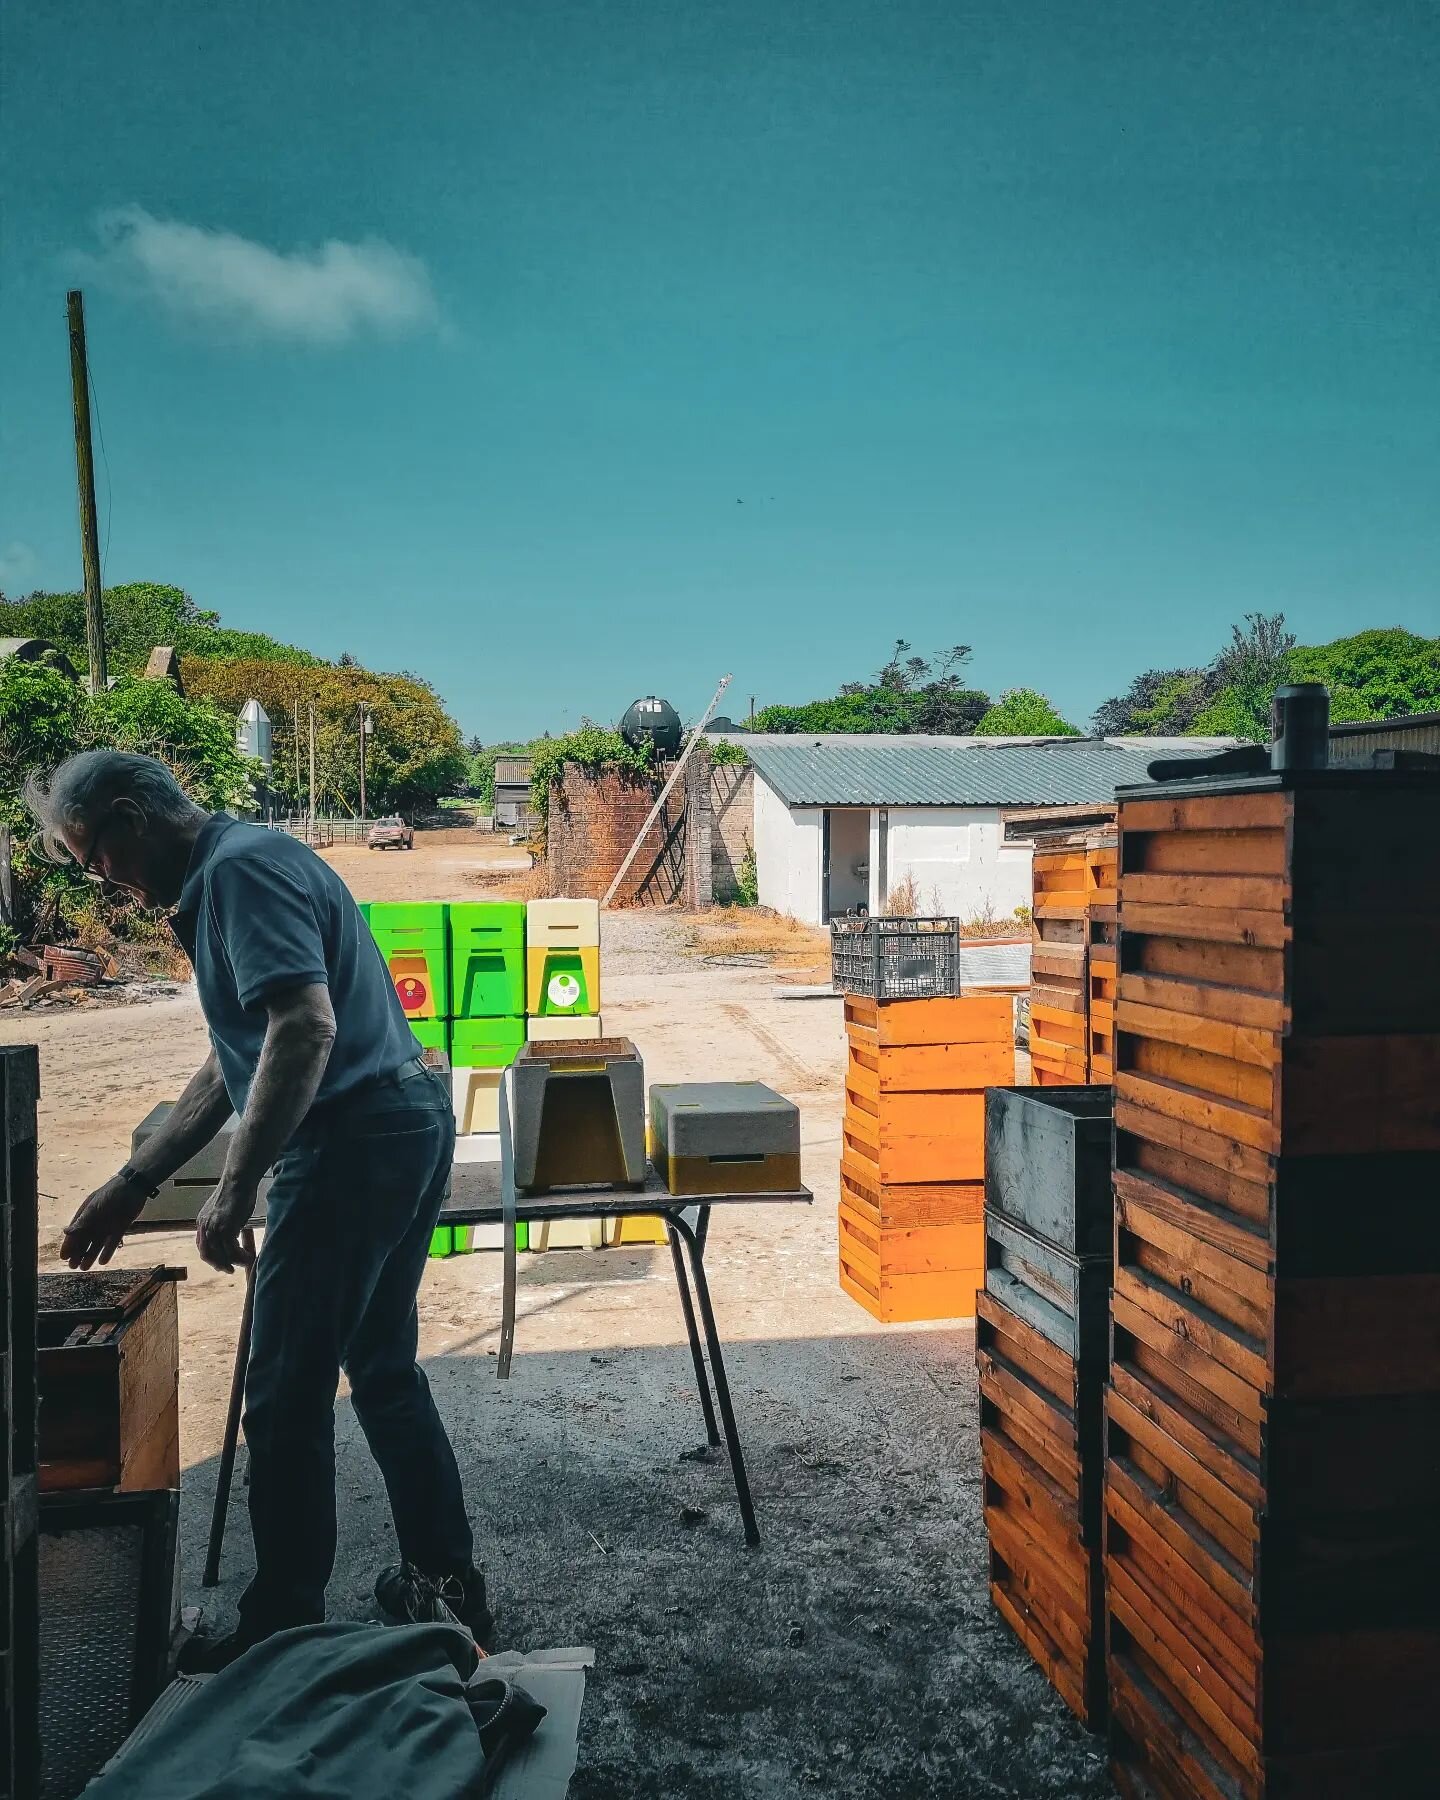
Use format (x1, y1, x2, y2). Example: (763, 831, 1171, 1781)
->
(744, 737, 1210, 807)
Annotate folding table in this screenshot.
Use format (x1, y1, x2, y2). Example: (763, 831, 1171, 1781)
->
(130, 1067, 810, 1580)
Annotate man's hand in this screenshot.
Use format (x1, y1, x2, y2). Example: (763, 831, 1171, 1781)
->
(195, 1180, 258, 1274)
(63, 1174, 150, 1270)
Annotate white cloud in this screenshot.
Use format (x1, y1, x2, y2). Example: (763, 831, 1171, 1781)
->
(0, 541, 37, 590)
(83, 206, 440, 345)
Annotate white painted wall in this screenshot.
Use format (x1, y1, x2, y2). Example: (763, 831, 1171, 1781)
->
(883, 806, 1032, 921)
(754, 775, 825, 923)
(755, 787, 1033, 927)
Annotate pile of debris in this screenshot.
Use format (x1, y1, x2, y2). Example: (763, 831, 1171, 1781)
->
(0, 943, 114, 1010)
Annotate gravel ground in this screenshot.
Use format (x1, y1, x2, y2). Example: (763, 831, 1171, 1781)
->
(6, 843, 1112, 1798)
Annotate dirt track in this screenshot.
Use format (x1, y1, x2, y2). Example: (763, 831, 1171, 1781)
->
(4, 836, 1108, 1799)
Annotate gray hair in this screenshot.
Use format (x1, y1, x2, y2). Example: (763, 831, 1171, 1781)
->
(24, 751, 209, 859)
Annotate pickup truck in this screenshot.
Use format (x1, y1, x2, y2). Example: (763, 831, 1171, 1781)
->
(366, 816, 414, 851)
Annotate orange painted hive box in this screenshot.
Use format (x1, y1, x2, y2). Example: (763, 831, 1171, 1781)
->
(838, 993, 1014, 1324)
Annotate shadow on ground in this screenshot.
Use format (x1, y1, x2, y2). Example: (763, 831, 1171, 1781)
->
(177, 1285, 1112, 1800)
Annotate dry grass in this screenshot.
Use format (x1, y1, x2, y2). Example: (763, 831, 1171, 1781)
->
(466, 862, 550, 899)
(883, 873, 922, 916)
(682, 906, 831, 974)
(958, 900, 1030, 940)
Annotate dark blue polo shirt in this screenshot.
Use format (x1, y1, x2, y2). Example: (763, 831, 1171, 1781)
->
(170, 814, 420, 1113)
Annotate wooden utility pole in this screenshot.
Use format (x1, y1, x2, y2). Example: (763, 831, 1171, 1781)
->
(66, 290, 107, 694)
(307, 705, 317, 840)
(292, 700, 302, 819)
(358, 705, 369, 819)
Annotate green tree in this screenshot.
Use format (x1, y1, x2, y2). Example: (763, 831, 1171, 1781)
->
(1091, 667, 1212, 736)
(1188, 613, 1297, 741)
(0, 657, 260, 943)
(0, 582, 320, 676)
(752, 641, 991, 734)
(466, 741, 527, 808)
(181, 657, 467, 813)
(975, 688, 1080, 736)
(90, 677, 256, 811)
(1286, 627, 1440, 722)
(529, 724, 653, 827)
(0, 658, 86, 786)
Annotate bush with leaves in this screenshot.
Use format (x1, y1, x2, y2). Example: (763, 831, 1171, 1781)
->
(752, 641, 991, 735)
(1286, 628, 1440, 723)
(734, 840, 759, 906)
(1092, 614, 1438, 743)
(0, 657, 260, 946)
(0, 582, 319, 676)
(1186, 615, 1298, 741)
(529, 724, 654, 827)
(707, 737, 749, 767)
(467, 741, 528, 808)
(1091, 666, 1213, 737)
(975, 688, 1080, 736)
(181, 657, 467, 814)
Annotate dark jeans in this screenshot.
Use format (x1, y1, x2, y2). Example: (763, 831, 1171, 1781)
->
(236, 1060, 472, 1637)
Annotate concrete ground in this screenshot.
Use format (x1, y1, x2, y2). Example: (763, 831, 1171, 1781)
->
(8, 838, 1111, 1800)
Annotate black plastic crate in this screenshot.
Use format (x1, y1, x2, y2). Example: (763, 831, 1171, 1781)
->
(830, 916, 961, 999)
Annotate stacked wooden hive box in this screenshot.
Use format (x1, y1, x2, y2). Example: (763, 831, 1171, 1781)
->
(1104, 768, 1440, 1799)
(978, 1084, 1114, 1728)
(1029, 830, 1118, 1085)
(1086, 833, 1118, 1081)
(839, 992, 1014, 1323)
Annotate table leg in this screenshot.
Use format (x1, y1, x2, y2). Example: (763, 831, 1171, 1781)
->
(672, 1214, 761, 1548)
(667, 1221, 720, 1447)
(203, 1230, 256, 1588)
(498, 1068, 518, 1380)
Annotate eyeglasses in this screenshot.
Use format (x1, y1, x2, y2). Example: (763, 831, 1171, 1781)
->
(27, 814, 117, 882)
(78, 815, 117, 882)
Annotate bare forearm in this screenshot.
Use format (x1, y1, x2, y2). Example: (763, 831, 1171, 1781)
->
(127, 1053, 232, 1187)
(223, 990, 336, 1189)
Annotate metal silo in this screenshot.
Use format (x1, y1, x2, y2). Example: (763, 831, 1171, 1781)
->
(236, 698, 273, 767)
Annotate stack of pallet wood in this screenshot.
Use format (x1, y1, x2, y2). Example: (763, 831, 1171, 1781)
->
(1105, 770, 1440, 1799)
(978, 1084, 1114, 1728)
(839, 992, 1013, 1323)
(1, 1047, 40, 1799)
(1029, 830, 1117, 1085)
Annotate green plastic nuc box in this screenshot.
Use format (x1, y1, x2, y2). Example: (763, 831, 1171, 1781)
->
(449, 902, 526, 1020)
(407, 1019, 451, 1069)
(368, 902, 450, 1021)
(451, 1017, 527, 1070)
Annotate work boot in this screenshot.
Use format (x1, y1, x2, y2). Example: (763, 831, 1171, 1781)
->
(374, 1561, 496, 1651)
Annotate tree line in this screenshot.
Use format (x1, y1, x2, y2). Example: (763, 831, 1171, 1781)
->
(740, 620, 1440, 744)
(0, 582, 467, 816)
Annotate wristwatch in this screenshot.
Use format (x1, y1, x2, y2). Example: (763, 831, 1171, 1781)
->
(116, 1163, 161, 1200)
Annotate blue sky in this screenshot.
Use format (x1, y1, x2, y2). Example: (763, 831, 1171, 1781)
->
(3, 1, 1437, 739)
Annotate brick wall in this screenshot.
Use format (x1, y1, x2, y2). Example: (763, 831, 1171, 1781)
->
(711, 762, 754, 901)
(544, 748, 712, 906)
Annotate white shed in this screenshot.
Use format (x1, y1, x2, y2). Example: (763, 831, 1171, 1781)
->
(733, 734, 1221, 926)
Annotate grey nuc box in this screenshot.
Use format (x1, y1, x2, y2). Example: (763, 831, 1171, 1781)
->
(130, 1103, 271, 1226)
(509, 1038, 647, 1193)
(650, 1082, 801, 1195)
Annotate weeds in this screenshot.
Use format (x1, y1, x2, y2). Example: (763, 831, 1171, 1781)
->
(884, 873, 921, 916)
(735, 840, 759, 907)
(957, 899, 1029, 940)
